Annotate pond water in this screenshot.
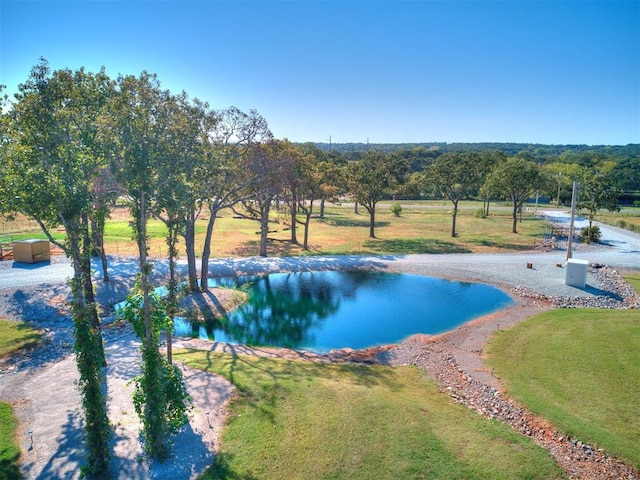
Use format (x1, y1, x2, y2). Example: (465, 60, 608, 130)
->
(173, 271, 513, 353)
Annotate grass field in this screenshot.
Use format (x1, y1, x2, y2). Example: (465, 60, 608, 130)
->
(2, 202, 638, 258)
(0, 320, 40, 480)
(485, 309, 640, 470)
(597, 209, 640, 233)
(623, 272, 640, 293)
(175, 349, 566, 480)
(0, 402, 20, 480)
(1, 201, 556, 258)
(0, 320, 42, 358)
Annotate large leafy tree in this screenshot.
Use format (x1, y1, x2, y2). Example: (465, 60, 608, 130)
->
(0, 60, 111, 475)
(235, 140, 291, 257)
(543, 161, 583, 206)
(107, 72, 188, 459)
(476, 151, 506, 216)
(280, 141, 324, 250)
(484, 156, 545, 234)
(346, 151, 407, 238)
(151, 93, 213, 293)
(428, 152, 483, 237)
(298, 143, 345, 218)
(199, 107, 272, 289)
(293, 148, 325, 251)
(577, 170, 621, 242)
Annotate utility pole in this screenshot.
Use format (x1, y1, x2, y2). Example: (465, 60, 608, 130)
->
(566, 180, 578, 262)
(556, 172, 562, 207)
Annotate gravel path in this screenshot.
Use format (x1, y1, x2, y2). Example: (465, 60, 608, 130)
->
(1, 212, 639, 479)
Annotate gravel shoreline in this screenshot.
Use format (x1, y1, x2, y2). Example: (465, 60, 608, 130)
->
(1, 251, 639, 479)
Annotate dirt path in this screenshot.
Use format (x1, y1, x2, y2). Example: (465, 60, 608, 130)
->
(0, 329, 233, 480)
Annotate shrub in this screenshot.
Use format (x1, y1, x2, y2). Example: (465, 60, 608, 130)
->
(581, 225, 601, 243)
(390, 203, 402, 217)
(617, 220, 628, 229)
(473, 208, 487, 219)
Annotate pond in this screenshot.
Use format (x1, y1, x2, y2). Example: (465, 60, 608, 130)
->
(173, 271, 513, 353)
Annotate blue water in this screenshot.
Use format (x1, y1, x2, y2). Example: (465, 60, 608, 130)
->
(173, 271, 513, 353)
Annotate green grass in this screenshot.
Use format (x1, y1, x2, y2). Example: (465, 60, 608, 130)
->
(175, 349, 565, 480)
(623, 272, 640, 294)
(485, 309, 640, 470)
(0, 402, 20, 480)
(3, 201, 551, 258)
(597, 210, 640, 233)
(0, 320, 42, 358)
(0, 320, 37, 480)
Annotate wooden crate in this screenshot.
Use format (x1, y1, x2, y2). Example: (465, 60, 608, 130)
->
(13, 240, 51, 264)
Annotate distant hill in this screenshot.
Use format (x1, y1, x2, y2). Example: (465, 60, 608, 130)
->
(311, 142, 640, 158)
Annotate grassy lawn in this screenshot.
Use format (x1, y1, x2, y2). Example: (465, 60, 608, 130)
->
(0, 402, 20, 480)
(485, 309, 640, 470)
(175, 349, 566, 480)
(596, 209, 640, 233)
(623, 272, 640, 294)
(0, 201, 554, 258)
(0, 320, 42, 358)
(0, 319, 39, 480)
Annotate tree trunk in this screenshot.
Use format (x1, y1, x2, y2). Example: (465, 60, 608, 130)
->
(451, 200, 458, 237)
(138, 190, 168, 458)
(139, 197, 152, 345)
(183, 221, 198, 292)
(302, 212, 311, 250)
(511, 203, 518, 234)
(81, 214, 101, 331)
(259, 204, 270, 257)
(368, 205, 376, 238)
(91, 214, 109, 282)
(61, 219, 110, 473)
(320, 198, 325, 218)
(199, 205, 218, 291)
(290, 196, 299, 245)
(166, 224, 178, 365)
(80, 214, 105, 365)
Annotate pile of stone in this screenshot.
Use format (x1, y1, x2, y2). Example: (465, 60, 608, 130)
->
(512, 265, 640, 309)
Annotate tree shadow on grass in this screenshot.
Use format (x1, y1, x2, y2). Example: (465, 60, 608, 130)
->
(201, 452, 258, 480)
(364, 238, 471, 254)
(318, 217, 390, 229)
(183, 346, 403, 403)
(469, 238, 537, 252)
(0, 446, 20, 480)
(231, 240, 303, 258)
(177, 347, 404, 480)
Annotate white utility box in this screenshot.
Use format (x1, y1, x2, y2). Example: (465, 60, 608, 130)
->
(565, 258, 588, 288)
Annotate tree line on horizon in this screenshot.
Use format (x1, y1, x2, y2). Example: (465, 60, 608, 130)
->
(312, 141, 640, 202)
(0, 59, 630, 472)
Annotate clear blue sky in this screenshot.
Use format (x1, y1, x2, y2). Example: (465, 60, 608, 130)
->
(1, 1, 639, 145)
